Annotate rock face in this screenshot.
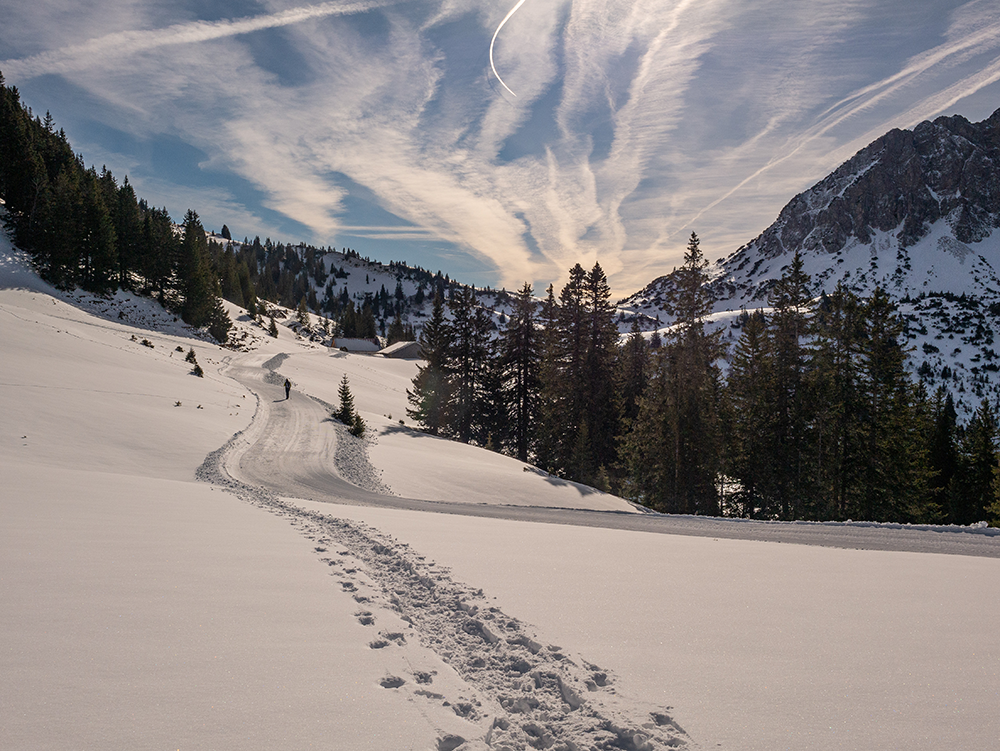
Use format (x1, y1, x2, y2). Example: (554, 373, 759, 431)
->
(765, 110, 1000, 256)
(619, 107, 1000, 417)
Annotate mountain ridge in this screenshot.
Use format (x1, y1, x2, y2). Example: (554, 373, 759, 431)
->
(621, 106, 1000, 416)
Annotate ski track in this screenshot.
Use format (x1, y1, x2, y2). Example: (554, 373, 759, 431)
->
(196, 382, 694, 751)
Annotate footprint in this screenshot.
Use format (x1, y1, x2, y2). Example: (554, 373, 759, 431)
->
(380, 675, 405, 689)
(356, 611, 375, 626)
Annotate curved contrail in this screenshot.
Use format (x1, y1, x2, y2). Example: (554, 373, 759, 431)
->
(489, 0, 529, 97)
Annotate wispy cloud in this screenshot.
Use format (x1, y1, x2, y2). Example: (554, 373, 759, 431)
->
(5, 0, 1000, 296)
(1, 0, 403, 79)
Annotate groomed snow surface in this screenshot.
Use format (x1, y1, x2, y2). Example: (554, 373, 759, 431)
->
(3, 236, 1000, 751)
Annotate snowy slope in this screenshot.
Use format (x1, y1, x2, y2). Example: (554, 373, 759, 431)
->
(621, 109, 1000, 417)
(4, 232, 1000, 751)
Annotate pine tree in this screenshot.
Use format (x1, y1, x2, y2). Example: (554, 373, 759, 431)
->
(766, 249, 814, 519)
(407, 292, 451, 434)
(809, 285, 863, 520)
(296, 297, 311, 332)
(724, 310, 773, 517)
(926, 388, 958, 521)
(335, 374, 365, 437)
(502, 282, 541, 462)
(539, 264, 589, 478)
(114, 177, 141, 289)
(949, 399, 997, 525)
(444, 287, 494, 444)
(178, 210, 215, 325)
(617, 317, 650, 430)
(534, 284, 561, 472)
(854, 288, 931, 521)
(625, 233, 724, 514)
(581, 262, 621, 484)
(387, 312, 408, 344)
(336, 373, 357, 424)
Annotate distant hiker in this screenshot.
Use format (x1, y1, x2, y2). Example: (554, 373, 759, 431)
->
(284, 379, 291, 400)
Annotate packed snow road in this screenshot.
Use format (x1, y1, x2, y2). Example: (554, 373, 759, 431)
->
(221, 353, 1000, 559)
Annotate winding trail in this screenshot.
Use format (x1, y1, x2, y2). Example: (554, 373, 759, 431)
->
(219, 353, 1000, 559)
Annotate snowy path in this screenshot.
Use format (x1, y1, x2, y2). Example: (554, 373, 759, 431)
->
(204, 356, 697, 751)
(221, 354, 1000, 559)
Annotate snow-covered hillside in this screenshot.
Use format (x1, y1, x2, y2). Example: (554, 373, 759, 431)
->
(4, 232, 1000, 751)
(621, 109, 1000, 416)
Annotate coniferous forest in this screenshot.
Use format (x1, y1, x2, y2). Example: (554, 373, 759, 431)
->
(0, 74, 233, 341)
(408, 235, 1000, 526)
(4, 75, 1000, 525)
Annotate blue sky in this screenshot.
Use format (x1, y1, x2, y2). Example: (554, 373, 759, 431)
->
(3, 0, 1000, 296)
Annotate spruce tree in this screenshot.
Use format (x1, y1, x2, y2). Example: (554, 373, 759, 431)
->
(502, 282, 541, 462)
(336, 373, 357, 424)
(854, 288, 931, 521)
(540, 264, 588, 478)
(926, 388, 958, 521)
(335, 374, 365, 437)
(534, 284, 561, 472)
(407, 292, 452, 434)
(724, 310, 773, 518)
(581, 262, 620, 484)
(809, 284, 863, 520)
(617, 317, 650, 430)
(625, 233, 724, 514)
(766, 249, 814, 519)
(949, 399, 997, 525)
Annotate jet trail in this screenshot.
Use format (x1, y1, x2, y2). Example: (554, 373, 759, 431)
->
(489, 0, 529, 97)
(2, 0, 402, 80)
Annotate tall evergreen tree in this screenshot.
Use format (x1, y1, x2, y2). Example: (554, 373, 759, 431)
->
(927, 388, 959, 521)
(534, 284, 561, 472)
(178, 210, 230, 342)
(949, 399, 997, 525)
(407, 292, 452, 435)
(581, 262, 620, 484)
(766, 249, 814, 519)
(625, 233, 724, 514)
(539, 265, 588, 477)
(854, 288, 931, 521)
(808, 285, 863, 520)
(502, 282, 541, 462)
(617, 317, 651, 431)
(724, 310, 773, 518)
(445, 287, 494, 444)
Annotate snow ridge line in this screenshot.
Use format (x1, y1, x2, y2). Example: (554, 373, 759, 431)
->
(197, 419, 694, 750)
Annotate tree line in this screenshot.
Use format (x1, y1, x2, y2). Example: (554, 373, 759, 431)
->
(408, 233, 1000, 526)
(0, 73, 232, 342)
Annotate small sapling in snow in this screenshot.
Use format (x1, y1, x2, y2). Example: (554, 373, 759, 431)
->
(185, 348, 204, 377)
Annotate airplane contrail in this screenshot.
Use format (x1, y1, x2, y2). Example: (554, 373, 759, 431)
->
(489, 0, 529, 97)
(1, 0, 402, 80)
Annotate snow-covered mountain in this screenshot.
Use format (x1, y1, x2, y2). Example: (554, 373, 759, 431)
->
(622, 107, 1000, 415)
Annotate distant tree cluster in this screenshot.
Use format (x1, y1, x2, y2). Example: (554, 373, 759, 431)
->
(0, 73, 232, 342)
(408, 234, 1000, 525)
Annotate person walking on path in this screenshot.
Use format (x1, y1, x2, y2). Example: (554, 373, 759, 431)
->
(284, 378, 291, 400)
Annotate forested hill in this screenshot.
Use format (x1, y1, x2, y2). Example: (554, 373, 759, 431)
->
(0, 73, 503, 345)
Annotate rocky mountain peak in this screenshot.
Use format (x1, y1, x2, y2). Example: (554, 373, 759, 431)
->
(619, 107, 1000, 417)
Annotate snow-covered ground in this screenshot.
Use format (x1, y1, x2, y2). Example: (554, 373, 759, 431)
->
(3, 234, 1000, 751)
